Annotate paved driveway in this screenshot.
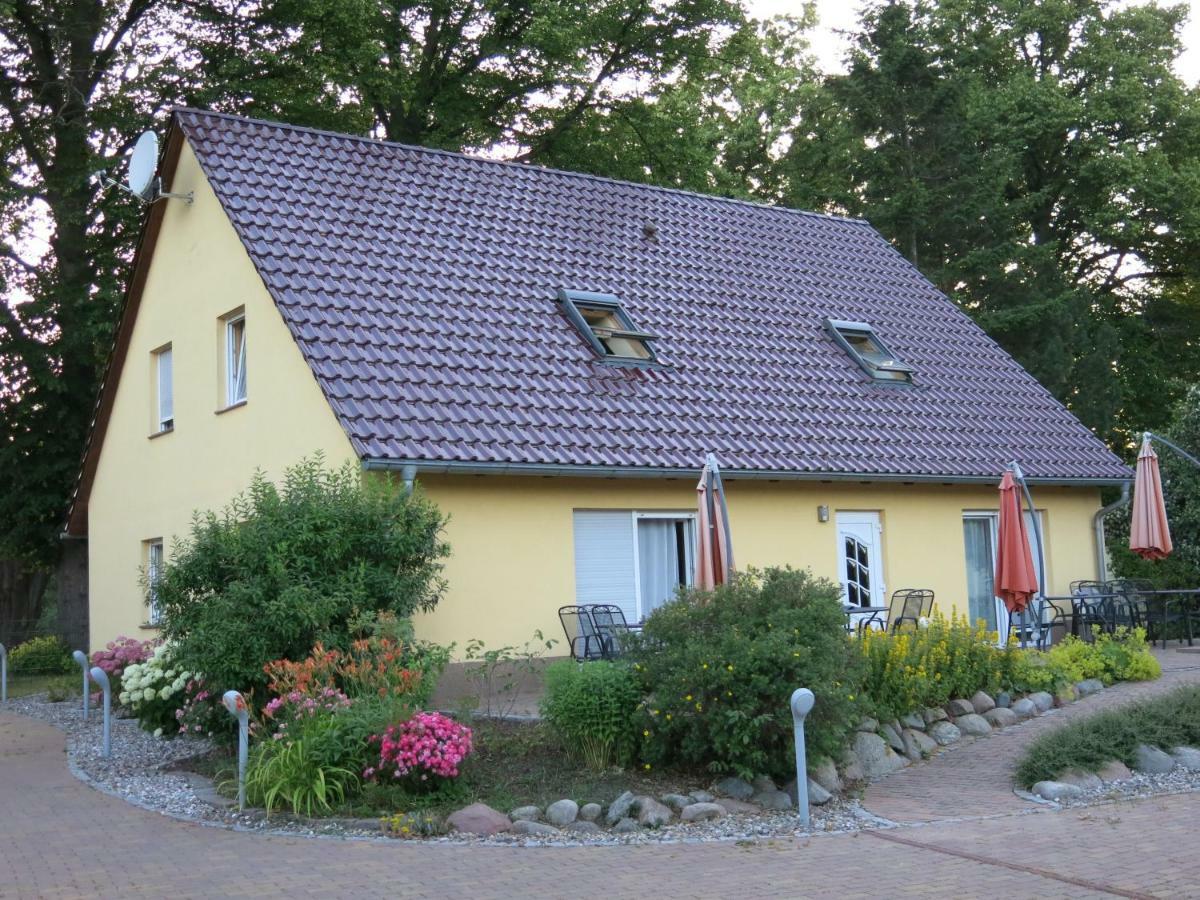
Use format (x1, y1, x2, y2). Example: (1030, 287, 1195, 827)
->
(3, 648, 1200, 898)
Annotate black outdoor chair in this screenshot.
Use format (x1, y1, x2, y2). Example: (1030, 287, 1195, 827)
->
(887, 589, 935, 633)
(586, 604, 637, 658)
(1069, 580, 1113, 641)
(558, 605, 606, 661)
(1015, 596, 1073, 650)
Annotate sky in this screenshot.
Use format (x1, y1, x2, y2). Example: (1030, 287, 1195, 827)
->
(749, 0, 1200, 86)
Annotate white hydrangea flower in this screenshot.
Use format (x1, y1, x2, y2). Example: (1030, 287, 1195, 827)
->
(143, 687, 155, 702)
(153, 727, 162, 738)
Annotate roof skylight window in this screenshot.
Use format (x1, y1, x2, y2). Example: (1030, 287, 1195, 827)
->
(558, 289, 658, 364)
(826, 319, 913, 383)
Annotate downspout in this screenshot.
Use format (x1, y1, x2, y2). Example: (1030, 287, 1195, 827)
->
(1093, 482, 1131, 583)
(400, 464, 417, 497)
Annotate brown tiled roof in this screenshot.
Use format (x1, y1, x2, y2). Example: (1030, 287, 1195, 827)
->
(176, 109, 1130, 483)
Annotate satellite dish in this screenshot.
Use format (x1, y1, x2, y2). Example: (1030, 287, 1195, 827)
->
(127, 131, 159, 200)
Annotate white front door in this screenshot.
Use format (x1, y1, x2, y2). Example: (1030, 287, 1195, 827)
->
(836, 512, 885, 619)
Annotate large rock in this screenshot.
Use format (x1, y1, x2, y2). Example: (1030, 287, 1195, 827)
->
(945, 699, 975, 717)
(751, 775, 778, 795)
(928, 721, 962, 746)
(1057, 770, 1103, 791)
(1032, 781, 1083, 802)
(545, 799, 578, 827)
(1171, 747, 1200, 772)
(902, 727, 938, 760)
(579, 802, 602, 822)
(715, 798, 759, 815)
(447, 803, 511, 836)
(900, 712, 925, 730)
(1029, 692, 1054, 713)
(1096, 760, 1132, 783)
(660, 793, 692, 813)
(511, 820, 559, 836)
(636, 796, 674, 829)
(612, 817, 639, 834)
(1011, 698, 1037, 720)
(688, 790, 715, 804)
(606, 791, 636, 826)
(970, 691, 996, 714)
(811, 758, 843, 795)
(955, 713, 992, 736)
(509, 805, 540, 822)
(1076, 679, 1104, 698)
(923, 707, 948, 725)
(880, 722, 905, 754)
(1133, 744, 1176, 774)
(995, 692, 1012, 709)
(714, 777, 755, 801)
(852, 731, 908, 778)
(983, 707, 1018, 729)
(840, 748, 865, 783)
(680, 802, 725, 823)
(754, 789, 793, 811)
(857, 716, 880, 732)
(785, 777, 832, 807)
(564, 821, 601, 835)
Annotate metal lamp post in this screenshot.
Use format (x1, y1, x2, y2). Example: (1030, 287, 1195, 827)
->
(222, 690, 249, 811)
(790, 687, 816, 829)
(72, 650, 90, 718)
(89, 667, 112, 758)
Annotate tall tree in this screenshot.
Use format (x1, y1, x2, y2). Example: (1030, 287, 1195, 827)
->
(784, 0, 1200, 447)
(0, 0, 193, 638)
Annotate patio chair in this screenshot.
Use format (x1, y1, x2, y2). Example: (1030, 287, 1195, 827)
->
(1069, 580, 1112, 641)
(585, 604, 637, 659)
(887, 589, 934, 633)
(558, 605, 606, 661)
(1019, 597, 1072, 650)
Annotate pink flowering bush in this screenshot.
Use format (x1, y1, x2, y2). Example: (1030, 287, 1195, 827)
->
(91, 636, 156, 682)
(366, 712, 472, 785)
(263, 688, 353, 742)
(174, 678, 234, 738)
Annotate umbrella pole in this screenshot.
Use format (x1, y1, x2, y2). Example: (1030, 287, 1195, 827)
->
(1145, 431, 1200, 471)
(1011, 462, 1045, 650)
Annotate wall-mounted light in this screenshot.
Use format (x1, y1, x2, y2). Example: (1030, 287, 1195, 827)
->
(817, 505, 830, 523)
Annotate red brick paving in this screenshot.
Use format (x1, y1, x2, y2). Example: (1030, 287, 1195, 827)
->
(2, 649, 1200, 898)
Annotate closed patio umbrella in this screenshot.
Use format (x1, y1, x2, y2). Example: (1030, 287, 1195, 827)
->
(1130, 434, 1173, 560)
(996, 469, 1039, 644)
(696, 453, 734, 591)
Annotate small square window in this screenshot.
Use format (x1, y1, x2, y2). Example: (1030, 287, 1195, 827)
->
(145, 539, 164, 625)
(558, 289, 658, 363)
(825, 319, 913, 383)
(153, 345, 173, 432)
(225, 313, 247, 406)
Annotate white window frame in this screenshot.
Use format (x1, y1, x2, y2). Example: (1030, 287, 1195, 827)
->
(225, 313, 247, 406)
(962, 509, 1046, 647)
(630, 511, 698, 622)
(146, 539, 164, 625)
(154, 345, 173, 433)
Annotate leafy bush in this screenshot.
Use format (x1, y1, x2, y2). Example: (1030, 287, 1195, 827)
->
(156, 457, 449, 698)
(540, 660, 640, 770)
(119, 644, 195, 736)
(366, 711, 473, 786)
(1017, 685, 1200, 787)
(8, 635, 73, 675)
(244, 736, 359, 816)
(1010, 629, 1162, 694)
(628, 567, 862, 780)
(858, 612, 1017, 720)
(462, 630, 559, 718)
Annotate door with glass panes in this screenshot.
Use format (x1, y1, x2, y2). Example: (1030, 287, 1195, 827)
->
(962, 510, 1044, 646)
(836, 512, 885, 628)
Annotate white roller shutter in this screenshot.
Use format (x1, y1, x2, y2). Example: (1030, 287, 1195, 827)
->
(572, 510, 637, 626)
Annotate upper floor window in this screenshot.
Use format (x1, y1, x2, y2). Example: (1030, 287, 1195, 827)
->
(825, 319, 913, 383)
(558, 289, 658, 363)
(154, 345, 173, 433)
(225, 313, 247, 405)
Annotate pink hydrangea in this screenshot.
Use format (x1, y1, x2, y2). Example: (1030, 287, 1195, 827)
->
(369, 712, 472, 782)
(91, 636, 156, 681)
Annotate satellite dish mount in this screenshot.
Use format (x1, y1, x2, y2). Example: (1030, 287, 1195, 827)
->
(95, 130, 192, 205)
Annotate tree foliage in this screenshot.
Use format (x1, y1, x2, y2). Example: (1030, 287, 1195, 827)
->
(156, 458, 450, 698)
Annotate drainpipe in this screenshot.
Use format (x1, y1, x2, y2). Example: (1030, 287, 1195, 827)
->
(400, 464, 417, 497)
(1093, 482, 1131, 583)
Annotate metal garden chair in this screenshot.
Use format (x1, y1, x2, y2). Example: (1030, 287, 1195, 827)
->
(558, 605, 606, 661)
(885, 589, 934, 633)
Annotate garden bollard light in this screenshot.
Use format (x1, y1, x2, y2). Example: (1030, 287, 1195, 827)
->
(73, 650, 89, 719)
(0, 642, 6, 703)
(790, 687, 816, 829)
(223, 690, 249, 811)
(89, 666, 112, 758)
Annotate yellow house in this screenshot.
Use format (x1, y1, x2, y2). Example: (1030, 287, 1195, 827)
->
(66, 110, 1131, 654)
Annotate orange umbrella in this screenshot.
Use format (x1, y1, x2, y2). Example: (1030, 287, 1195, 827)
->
(1130, 435, 1173, 559)
(996, 470, 1039, 615)
(696, 454, 734, 591)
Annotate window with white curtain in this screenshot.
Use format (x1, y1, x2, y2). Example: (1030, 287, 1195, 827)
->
(154, 345, 173, 432)
(225, 314, 247, 406)
(146, 539, 164, 625)
(573, 510, 696, 623)
(962, 510, 1045, 643)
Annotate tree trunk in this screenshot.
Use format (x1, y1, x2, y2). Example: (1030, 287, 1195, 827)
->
(0, 559, 51, 647)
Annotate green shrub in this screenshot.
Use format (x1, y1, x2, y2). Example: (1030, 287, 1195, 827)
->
(8, 635, 73, 675)
(540, 660, 640, 770)
(1016, 685, 1200, 787)
(156, 457, 449, 698)
(628, 567, 862, 780)
(243, 737, 359, 816)
(1013, 629, 1162, 693)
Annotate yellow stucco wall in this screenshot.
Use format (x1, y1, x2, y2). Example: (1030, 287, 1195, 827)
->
(85, 138, 1105, 656)
(87, 140, 357, 646)
(413, 476, 1102, 652)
